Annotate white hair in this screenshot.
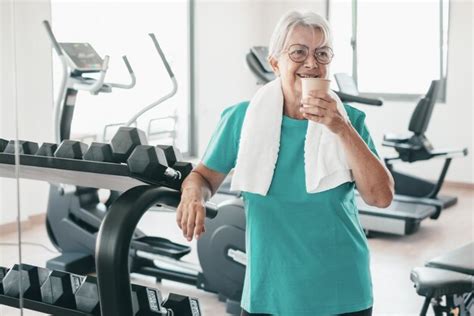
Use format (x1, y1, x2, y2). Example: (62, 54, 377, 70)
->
(268, 10, 332, 59)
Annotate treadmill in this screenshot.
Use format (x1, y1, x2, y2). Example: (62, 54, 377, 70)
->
(243, 46, 445, 236)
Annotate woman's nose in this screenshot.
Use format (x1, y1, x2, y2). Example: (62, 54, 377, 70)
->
(304, 55, 319, 68)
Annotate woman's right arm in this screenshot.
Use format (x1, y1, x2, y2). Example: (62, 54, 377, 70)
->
(177, 163, 227, 241)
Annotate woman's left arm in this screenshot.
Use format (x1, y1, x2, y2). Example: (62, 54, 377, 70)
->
(336, 122, 394, 208)
(301, 92, 394, 208)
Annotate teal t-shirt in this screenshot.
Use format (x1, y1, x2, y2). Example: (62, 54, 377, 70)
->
(202, 101, 378, 315)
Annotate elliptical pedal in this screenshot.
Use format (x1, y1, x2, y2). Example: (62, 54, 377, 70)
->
(131, 236, 191, 260)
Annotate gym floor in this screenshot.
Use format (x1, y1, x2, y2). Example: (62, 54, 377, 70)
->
(0, 185, 472, 316)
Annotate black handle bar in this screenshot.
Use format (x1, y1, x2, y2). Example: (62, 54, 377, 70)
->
(95, 185, 216, 316)
(334, 91, 383, 106)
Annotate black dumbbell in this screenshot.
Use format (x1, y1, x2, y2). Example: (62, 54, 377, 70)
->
(0, 138, 8, 152)
(54, 140, 88, 159)
(162, 293, 202, 316)
(157, 145, 183, 167)
(4, 140, 39, 155)
(127, 145, 182, 183)
(40, 270, 77, 308)
(171, 161, 193, 180)
(36, 143, 58, 157)
(2, 264, 51, 301)
(74, 275, 100, 315)
(156, 145, 194, 179)
(111, 127, 148, 163)
(0, 267, 9, 294)
(131, 284, 168, 315)
(84, 142, 114, 162)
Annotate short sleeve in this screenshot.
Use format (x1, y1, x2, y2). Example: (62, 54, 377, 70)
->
(201, 103, 248, 174)
(345, 105, 379, 158)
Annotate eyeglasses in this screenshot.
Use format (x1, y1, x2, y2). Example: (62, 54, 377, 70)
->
(284, 44, 334, 65)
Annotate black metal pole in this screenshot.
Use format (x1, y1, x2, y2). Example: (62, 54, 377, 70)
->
(95, 185, 181, 316)
(95, 185, 217, 316)
(428, 158, 452, 198)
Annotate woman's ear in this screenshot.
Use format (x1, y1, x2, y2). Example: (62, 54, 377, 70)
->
(268, 57, 280, 76)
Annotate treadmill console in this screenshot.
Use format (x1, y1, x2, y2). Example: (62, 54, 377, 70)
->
(60, 42, 103, 72)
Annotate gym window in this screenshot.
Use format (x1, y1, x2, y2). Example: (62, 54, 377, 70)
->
(328, 0, 450, 101)
(50, 0, 192, 154)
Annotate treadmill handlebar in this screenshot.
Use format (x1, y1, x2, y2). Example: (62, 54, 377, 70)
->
(42, 20, 63, 56)
(334, 91, 383, 106)
(107, 56, 137, 90)
(124, 34, 177, 127)
(429, 147, 469, 158)
(149, 33, 174, 79)
(384, 147, 468, 161)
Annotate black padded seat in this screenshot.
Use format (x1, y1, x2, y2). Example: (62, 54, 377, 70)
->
(427, 242, 474, 276)
(410, 267, 474, 298)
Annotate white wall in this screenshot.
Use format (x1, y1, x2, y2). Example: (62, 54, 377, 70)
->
(194, 0, 265, 155)
(0, 0, 53, 224)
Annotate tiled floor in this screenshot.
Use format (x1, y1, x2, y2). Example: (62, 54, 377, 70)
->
(1, 185, 473, 315)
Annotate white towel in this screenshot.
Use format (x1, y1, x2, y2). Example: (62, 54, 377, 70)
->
(230, 77, 353, 196)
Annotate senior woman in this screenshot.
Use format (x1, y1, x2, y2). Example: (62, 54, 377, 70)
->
(177, 10, 394, 316)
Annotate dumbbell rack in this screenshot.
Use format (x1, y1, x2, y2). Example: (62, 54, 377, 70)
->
(0, 296, 91, 315)
(0, 137, 215, 316)
(0, 146, 184, 192)
(0, 292, 92, 315)
(0, 264, 199, 316)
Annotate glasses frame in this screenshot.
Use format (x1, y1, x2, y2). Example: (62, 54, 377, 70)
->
(283, 44, 334, 65)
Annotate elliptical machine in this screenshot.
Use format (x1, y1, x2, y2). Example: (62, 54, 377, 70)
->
(43, 19, 137, 273)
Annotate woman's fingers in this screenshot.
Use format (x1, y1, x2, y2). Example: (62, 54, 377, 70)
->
(194, 208, 206, 239)
(309, 91, 333, 103)
(303, 112, 325, 123)
(176, 205, 183, 229)
(302, 92, 336, 110)
(186, 207, 197, 241)
(301, 96, 324, 108)
(181, 208, 189, 237)
(177, 200, 207, 241)
(300, 106, 326, 117)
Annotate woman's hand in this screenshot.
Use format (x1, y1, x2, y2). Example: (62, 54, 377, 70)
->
(299, 91, 349, 135)
(176, 164, 227, 241)
(176, 187, 207, 241)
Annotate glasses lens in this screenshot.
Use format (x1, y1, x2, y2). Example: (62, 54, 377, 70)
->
(315, 47, 333, 64)
(288, 44, 308, 63)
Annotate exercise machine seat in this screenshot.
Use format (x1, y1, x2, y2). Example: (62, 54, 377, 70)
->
(382, 80, 439, 161)
(426, 242, 474, 276)
(383, 80, 468, 163)
(410, 267, 474, 298)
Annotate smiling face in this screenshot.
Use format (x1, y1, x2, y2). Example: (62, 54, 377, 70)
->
(269, 25, 330, 108)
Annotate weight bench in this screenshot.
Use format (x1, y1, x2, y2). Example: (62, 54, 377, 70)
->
(411, 242, 474, 315)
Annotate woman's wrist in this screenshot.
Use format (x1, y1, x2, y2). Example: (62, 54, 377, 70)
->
(181, 176, 211, 201)
(336, 119, 353, 138)
(181, 186, 203, 197)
